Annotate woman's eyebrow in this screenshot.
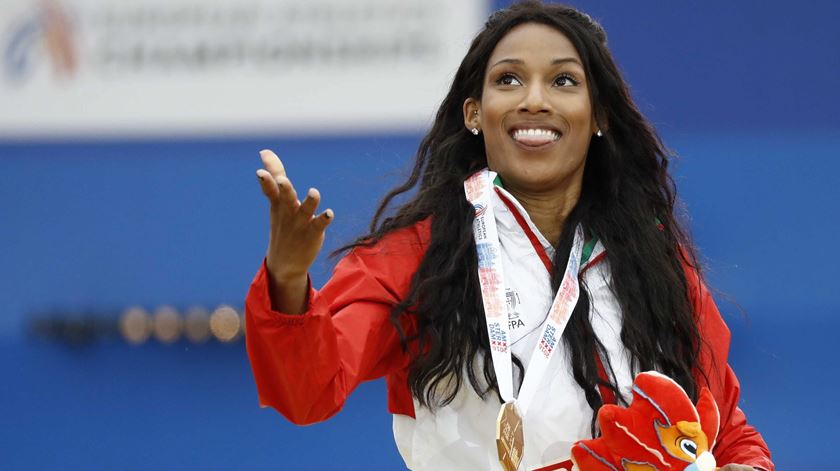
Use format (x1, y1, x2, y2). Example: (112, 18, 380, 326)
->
(489, 58, 523, 69)
(489, 57, 583, 69)
(552, 57, 583, 67)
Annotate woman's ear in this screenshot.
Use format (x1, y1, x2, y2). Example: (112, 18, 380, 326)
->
(592, 107, 609, 135)
(463, 98, 481, 132)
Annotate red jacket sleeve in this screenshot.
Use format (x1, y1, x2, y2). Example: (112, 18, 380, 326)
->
(687, 266, 774, 471)
(244, 222, 427, 425)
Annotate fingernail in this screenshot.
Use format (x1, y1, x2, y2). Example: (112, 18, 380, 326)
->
(307, 188, 316, 198)
(325, 209, 334, 219)
(256, 173, 264, 181)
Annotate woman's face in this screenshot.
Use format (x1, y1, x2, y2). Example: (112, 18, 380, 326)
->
(464, 23, 599, 195)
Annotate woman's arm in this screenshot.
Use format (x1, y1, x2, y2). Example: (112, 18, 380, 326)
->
(255, 149, 334, 314)
(686, 265, 774, 471)
(247, 148, 424, 424)
(245, 222, 427, 425)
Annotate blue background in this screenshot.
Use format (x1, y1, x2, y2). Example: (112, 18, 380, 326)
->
(2, 0, 838, 469)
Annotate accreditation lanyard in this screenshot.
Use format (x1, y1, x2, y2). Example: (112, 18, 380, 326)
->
(464, 168, 584, 416)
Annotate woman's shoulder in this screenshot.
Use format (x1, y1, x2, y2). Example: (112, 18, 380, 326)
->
(340, 218, 432, 281)
(352, 217, 432, 259)
(331, 217, 432, 297)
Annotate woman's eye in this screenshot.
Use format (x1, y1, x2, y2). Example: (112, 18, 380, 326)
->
(554, 74, 579, 87)
(678, 438, 698, 459)
(496, 74, 521, 86)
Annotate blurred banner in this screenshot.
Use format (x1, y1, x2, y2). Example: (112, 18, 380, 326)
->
(0, 0, 486, 138)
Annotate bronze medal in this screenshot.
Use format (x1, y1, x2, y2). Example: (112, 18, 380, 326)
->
(496, 401, 524, 471)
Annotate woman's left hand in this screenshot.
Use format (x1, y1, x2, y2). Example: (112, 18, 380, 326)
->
(718, 465, 756, 471)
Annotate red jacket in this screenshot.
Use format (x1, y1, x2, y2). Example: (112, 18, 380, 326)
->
(245, 218, 773, 470)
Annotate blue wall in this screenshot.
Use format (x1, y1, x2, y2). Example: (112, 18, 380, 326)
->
(2, 1, 838, 469)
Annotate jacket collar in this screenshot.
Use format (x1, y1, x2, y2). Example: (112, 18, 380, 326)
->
(489, 172, 605, 271)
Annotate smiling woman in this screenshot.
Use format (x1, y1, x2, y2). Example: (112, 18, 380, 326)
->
(245, 2, 774, 470)
(464, 22, 598, 245)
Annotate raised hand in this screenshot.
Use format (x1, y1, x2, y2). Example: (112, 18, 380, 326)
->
(256, 149, 333, 313)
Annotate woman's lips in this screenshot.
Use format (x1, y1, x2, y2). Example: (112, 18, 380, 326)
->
(510, 128, 561, 149)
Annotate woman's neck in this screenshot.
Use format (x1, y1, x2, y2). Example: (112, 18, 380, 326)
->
(505, 181, 582, 247)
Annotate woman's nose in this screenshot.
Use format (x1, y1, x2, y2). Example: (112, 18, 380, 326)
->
(519, 84, 551, 114)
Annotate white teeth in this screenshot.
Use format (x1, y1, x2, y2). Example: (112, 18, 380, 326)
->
(512, 128, 560, 141)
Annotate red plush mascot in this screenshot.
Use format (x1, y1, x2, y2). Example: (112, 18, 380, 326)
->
(571, 371, 720, 471)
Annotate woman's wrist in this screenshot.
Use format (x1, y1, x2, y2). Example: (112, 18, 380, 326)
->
(266, 267, 309, 315)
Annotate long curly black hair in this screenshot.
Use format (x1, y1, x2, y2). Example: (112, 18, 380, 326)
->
(339, 0, 703, 431)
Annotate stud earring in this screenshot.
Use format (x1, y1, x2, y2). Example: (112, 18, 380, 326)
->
(596, 129, 603, 137)
(471, 128, 480, 135)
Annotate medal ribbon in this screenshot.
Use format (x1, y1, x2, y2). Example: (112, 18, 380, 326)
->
(496, 190, 616, 406)
(465, 169, 584, 415)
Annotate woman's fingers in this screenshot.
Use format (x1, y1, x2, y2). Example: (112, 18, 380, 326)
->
(275, 175, 299, 208)
(257, 148, 297, 208)
(256, 169, 280, 202)
(256, 168, 298, 209)
(259, 149, 286, 179)
(311, 209, 334, 232)
(298, 188, 320, 219)
(256, 150, 331, 233)
(299, 189, 334, 233)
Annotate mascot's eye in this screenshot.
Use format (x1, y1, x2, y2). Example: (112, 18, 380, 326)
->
(679, 438, 698, 458)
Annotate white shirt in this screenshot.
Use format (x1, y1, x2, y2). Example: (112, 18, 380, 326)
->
(392, 186, 635, 470)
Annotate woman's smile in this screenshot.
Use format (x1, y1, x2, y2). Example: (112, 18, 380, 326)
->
(509, 124, 562, 150)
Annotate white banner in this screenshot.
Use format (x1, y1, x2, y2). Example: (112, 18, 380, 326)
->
(0, 0, 487, 138)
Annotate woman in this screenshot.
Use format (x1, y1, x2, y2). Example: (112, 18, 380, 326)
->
(246, 2, 773, 470)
